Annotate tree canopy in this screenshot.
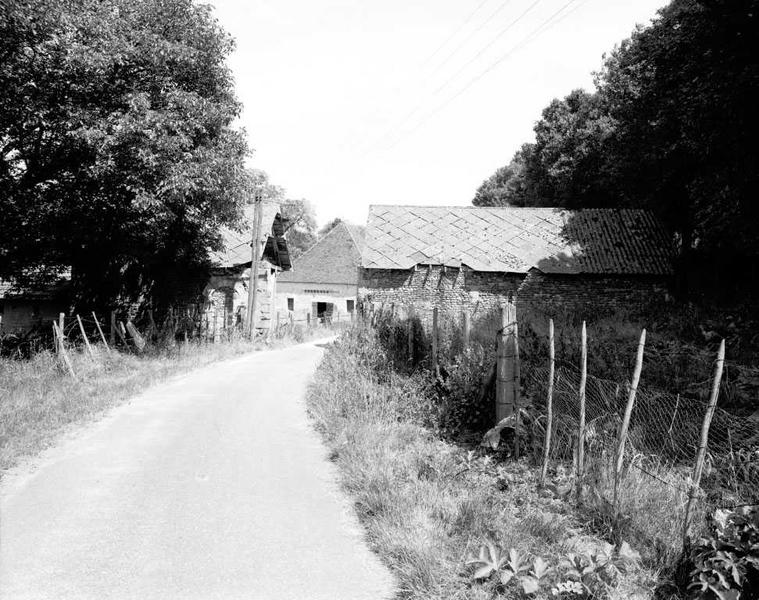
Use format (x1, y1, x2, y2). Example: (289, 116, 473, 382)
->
(0, 0, 251, 308)
(473, 0, 759, 295)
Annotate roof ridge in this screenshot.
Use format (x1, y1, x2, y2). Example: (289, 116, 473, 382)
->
(289, 220, 351, 267)
(342, 222, 363, 251)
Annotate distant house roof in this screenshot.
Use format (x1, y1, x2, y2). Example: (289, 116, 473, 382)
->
(279, 221, 364, 285)
(209, 202, 291, 270)
(362, 205, 672, 275)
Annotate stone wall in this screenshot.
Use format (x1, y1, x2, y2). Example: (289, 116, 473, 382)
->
(359, 265, 668, 327)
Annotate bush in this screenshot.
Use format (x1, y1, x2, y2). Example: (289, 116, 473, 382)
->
(688, 506, 759, 599)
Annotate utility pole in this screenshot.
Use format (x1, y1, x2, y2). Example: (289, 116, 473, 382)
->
(246, 194, 264, 339)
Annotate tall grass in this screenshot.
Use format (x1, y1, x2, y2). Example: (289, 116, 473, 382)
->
(307, 325, 659, 599)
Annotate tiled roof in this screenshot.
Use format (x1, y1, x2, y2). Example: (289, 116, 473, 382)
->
(279, 221, 364, 285)
(209, 202, 288, 268)
(362, 205, 672, 275)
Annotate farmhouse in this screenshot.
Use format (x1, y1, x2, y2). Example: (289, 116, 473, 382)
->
(203, 202, 291, 335)
(359, 205, 672, 323)
(275, 221, 363, 322)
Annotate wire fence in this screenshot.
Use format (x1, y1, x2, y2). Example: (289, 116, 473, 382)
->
(360, 301, 759, 557)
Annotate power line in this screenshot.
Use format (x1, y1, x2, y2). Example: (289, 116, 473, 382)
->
(383, 0, 588, 151)
(420, 0, 492, 68)
(429, 0, 515, 76)
(361, 0, 542, 156)
(431, 0, 543, 96)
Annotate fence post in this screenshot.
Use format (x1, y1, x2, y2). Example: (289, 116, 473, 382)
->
(496, 301, 517, 423)
(110, 311, 116, 346)
(540, 318, 555, 487)
(408, 308, 414, 364)
(514, 316, 521, 459)
(92, 312, 111, 353)
(463, 309, 471, 350)
(117, 321, 130, 349)
(53, 321, 76, 378)
(577, 321, 588, 501)
(683, 339, 726, 547)
(76, 314, 95, 359)
(614, 328, 646, 517)
(432, 307, 439, 376)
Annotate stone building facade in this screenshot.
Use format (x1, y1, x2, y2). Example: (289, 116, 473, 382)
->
(204, 203, 290, 337)
(275, 222, 364, 324)
(359, 205, 672, 328)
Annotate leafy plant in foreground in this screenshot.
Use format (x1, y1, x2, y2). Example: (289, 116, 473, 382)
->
(688, 506, 759, 600)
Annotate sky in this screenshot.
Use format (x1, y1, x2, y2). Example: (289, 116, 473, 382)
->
(209, 0, 669, 227)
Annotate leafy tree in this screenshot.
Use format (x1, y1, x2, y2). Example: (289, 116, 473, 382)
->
(598, 0, 759, 271)
(0, 0, 251, 308)
(473, 145, 533, 207)
(318, 217, 343, 238)
(475, 0, 759, 296)
(281, 198, 317, 259)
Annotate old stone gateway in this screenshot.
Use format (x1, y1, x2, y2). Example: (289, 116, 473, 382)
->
(358, 205, 673, 327)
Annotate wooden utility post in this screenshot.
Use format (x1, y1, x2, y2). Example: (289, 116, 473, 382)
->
(496, 301, 518, 423)
(246, 197, 264, 339)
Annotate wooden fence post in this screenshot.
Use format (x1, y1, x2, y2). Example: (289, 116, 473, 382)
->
(496, 302, 517, 423)
(463, 309, 471, 350)
(53, 321, 76, 378)
(614, 328, 646, 516)
(408, 308, 414, 364)
(110, 311, 116, 346)
(514, 316, 522, 458)
(117, 321, 129, 349)
(683, 339, 726, 546)
(92, 312, 111, 353)
(58, 312, 65, 340)
(577, 321, 588, 501)
(432, 307, 439, 376)
(126, 321, 146, 353)
(76, 314, 94, 359)
(540, 318, 555, 487)
(307, 312, 311, 328)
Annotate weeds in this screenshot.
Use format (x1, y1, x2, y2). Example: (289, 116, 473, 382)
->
(306, 325, 659, 599)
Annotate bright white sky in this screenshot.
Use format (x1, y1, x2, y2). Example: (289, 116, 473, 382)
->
(209, 0, 668, 227)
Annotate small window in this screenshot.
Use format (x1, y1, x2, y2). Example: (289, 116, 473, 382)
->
(347, 299, 355, 313)
(287, 298, 294, 311)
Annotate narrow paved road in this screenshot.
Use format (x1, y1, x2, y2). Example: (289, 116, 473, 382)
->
(0, 340, 395, 600)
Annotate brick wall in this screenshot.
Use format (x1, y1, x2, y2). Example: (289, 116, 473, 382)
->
(359, 266, 668, 327)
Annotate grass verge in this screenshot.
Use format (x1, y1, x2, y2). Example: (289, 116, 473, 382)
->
(306, 326, 661, 600)
(0, 327, 335, 475)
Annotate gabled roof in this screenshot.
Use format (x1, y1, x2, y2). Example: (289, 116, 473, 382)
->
(362, 205, 672, 275)
(209, 202, 290, 270)
(279, 221, 364, 285)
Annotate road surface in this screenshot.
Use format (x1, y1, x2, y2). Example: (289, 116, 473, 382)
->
(0, 340, 395, 600)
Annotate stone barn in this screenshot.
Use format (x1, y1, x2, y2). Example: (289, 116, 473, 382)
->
(204, 203, 291, 336)
(359, 205, 673, 325)
(275, 221, 364, 323)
